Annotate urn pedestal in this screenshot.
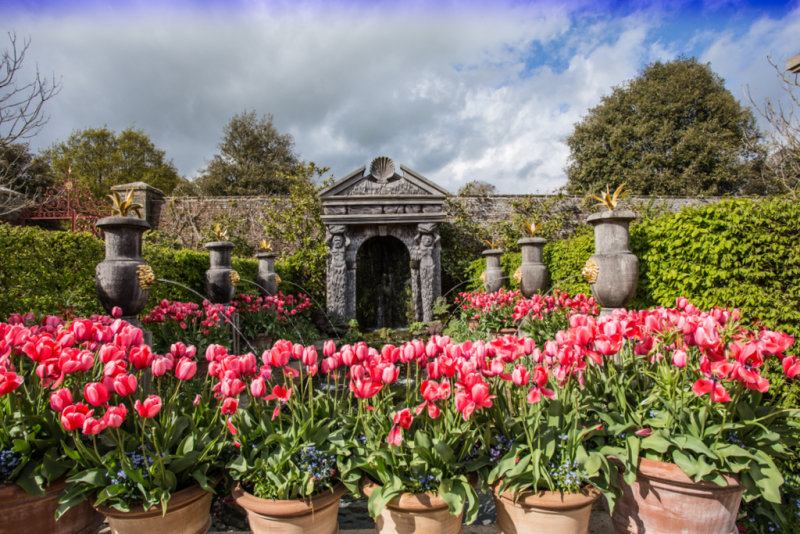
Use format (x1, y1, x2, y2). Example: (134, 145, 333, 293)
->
(96, 216, 151, 324)
(482, 249, 505, 293)
(516, 238, 548, 297)
(255, 252, 278, 296)
(205, 241, 236, 304)
(585, 210, 638, 315)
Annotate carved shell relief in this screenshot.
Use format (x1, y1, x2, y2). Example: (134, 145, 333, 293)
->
(370, 156, 396, 182)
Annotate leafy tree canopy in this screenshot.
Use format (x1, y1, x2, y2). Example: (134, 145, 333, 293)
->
(195, 110, 300, 196)
(41, 126, 182, 199)
(566, 57, 762, 196)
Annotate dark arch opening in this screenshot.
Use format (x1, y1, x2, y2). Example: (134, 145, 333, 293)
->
(356, 236, 412, 330)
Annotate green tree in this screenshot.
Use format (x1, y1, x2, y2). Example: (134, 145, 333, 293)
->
(566, 57, 762, 196)
(41, 126, 182, 200)
(196, 110, 300, 196)
(261, 162, 332, 299)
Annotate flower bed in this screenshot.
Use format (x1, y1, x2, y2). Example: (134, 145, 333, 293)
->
(2, 298, 799, 532)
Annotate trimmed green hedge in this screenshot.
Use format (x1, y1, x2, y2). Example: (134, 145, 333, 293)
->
(0, 223, 263, 320)
(0, 224, 106, 318)
(465, 198, 800, 339)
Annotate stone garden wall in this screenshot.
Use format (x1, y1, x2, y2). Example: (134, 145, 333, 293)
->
(147, 191, 723, 251)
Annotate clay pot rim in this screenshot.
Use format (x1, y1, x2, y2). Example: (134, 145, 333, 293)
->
(95, 482, 212, 519)
(635, 457, 741, 489)
(586, 210, 637, 224)
(517, 237, 547, 245)
(231, 482, 346, 517)
(492, 483, 601, 510)
(96, 216, 151, 230)
(0, 477, 67, 499)
(360, 479, 451, 512)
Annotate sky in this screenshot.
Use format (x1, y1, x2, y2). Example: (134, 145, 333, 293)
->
(2, 0, 799, 194)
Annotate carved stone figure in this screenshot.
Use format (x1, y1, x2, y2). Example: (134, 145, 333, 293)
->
(415, 223, 440, 322)
(326, 225, 350, 319)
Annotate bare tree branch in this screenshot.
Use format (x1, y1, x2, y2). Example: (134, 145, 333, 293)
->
(0, 32, 60, 217)
(746, 56, 800, 198)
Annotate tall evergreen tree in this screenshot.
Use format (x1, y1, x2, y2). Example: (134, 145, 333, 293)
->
(566, 57, 762, 196)
(196, 111, 300, 196)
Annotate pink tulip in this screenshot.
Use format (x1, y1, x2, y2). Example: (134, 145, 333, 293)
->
(49, 388, 73, 412)
(134, 395, 162, 418)
(671, 350, 687, 368)
(113, 374, 138, 396)
(175, 358, 197, 380)
(103, 405, 128, 428)
(250, 377, 266, 398)
(82, 417, 107, 435)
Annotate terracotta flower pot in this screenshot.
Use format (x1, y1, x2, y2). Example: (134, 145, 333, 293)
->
(492, 484, 600, 534)
(95, 483, 213, 534)
(360, 479, 463, 534)
(231, 482, 346, 534)
(611, 457, 743, 534)
(0, 478, 103, 534)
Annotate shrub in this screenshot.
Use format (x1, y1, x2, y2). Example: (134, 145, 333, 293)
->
(0, 223, 105, 319)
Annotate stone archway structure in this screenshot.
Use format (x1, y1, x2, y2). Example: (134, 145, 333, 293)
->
(320, 157, 449, 323)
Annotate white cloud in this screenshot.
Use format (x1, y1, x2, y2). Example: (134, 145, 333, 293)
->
(4, 1, 799, 194)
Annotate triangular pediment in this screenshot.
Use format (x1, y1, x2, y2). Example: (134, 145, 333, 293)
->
(319, 158, 450, 199)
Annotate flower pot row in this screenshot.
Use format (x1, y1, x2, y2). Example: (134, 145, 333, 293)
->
(2, 455, 742, 534)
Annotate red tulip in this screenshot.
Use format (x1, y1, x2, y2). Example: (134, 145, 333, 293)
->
(84, 382, 110, 407)
(323, 339, 336, 358)
(393, 408, 414, 429)
(0, 370, 24, 396)
(265, 385, 293, 404)
(61, 403, 93, 431)
(692, 379, 731, 402)
(135, 395, 162, 418)
(221, 397, 239, 415)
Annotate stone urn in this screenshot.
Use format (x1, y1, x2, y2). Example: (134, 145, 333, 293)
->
(482, 249, 505, 293)
(95, 216, 152, 322)
(255, 252, 279, 296)
(584, 210, 638, 314)
(516, 237, 548, 297)
(205, 241, 236, 304)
